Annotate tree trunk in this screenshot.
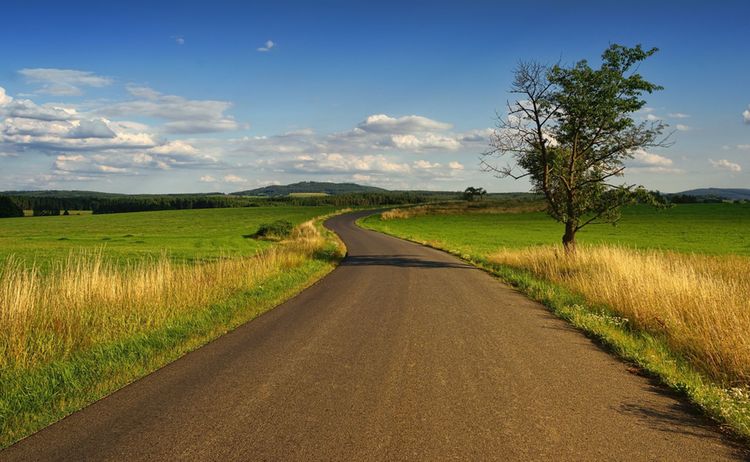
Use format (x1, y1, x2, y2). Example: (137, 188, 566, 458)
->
(562, 221, 576, 253)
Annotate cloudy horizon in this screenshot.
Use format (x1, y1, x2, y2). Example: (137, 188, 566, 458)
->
(1, 1, 748, 194)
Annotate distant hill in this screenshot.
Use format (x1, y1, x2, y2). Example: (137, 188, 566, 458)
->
(674, 188, 750, 201)
(233, 181, 389, 197)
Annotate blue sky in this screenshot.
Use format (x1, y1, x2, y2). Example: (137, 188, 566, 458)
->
(0, 0, 748, 193)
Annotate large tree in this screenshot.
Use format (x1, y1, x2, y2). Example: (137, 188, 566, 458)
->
(483, 44, 669, 251)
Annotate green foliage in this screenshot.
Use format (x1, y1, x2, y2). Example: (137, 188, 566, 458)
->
(252, 220, 294, 239)
(486, 44, 668, 249)
(462, 186, 487, 201)
(0, 196, 24, 218)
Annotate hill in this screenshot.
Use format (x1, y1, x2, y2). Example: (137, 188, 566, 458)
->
(233, 181, 389, 197)
(675, 188, 750, 201)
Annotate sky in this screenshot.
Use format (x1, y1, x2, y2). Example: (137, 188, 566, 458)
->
(0, 0, 748, 194)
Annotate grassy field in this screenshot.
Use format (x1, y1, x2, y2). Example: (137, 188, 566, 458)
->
(368, 203, 750, 256)
(1, 206, 334, 268)
(0, 206, 343, 448)
(363, 202, 750, 439)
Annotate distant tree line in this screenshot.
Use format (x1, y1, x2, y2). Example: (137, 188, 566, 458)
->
(0, 196, 24, 218)
(87, 192, 445, 214)
(667, 194, 728, 204)
(90, 195, 259, 214)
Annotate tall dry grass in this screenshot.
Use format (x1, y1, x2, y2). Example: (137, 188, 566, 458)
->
(488, 245, 750, 386)
(0, 220, 330, 370)
(381, 201, 544, 220)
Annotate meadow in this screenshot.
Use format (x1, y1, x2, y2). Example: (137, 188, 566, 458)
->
(0, 205, 334, 268)
(363, 202, 750, 438)
(0, 205, 342, 448)
(369, 203, 750, 256)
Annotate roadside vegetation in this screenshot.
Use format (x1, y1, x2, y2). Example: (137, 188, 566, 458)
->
(0, 207, 346, 448)
(363, 201, 750, 438)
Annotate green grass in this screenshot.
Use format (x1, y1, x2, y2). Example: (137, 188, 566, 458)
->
(364, 203, 750, 256)
(1, 206, 334, 269)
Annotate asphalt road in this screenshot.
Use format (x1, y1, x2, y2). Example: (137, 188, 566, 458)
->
(3, 210, 747, 461)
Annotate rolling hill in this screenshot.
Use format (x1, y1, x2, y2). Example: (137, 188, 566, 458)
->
(233, 181, 389, 197)
(675, 188, 750, 201)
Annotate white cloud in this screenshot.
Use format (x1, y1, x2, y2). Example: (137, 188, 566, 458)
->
(389, 133, 461, 150)
(257, 40, 275, 52)
(710, 159, 742, 172)
(744, 106, 750, 124)
(200, 175, 217, 182)
(358, 114, 452, 134)
(448, 161, 464, 170)
(675, 124, 690, 132)
(413, 159, 441, 169)
(646, 114, 660, 121)
(223, 174, 247, 183)
(0, 86, 218, 178)
(630, 148, 673, 166)
(101, 86, 240, 133)
(68, 119, 116, 139)
(668, 113, 690, 119)
(19, 68, 112, 96)
(0, 87, 12, 106)
(173, 36, 185, 45)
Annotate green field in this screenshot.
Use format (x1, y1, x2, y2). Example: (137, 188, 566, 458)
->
(1, 206, 334, 268)
(363, 203, 750, 256)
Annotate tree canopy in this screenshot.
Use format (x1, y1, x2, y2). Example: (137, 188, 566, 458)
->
(483, 44, 669, 251)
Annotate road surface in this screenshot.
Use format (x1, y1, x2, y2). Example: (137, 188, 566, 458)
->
(2, 210, 747, 461)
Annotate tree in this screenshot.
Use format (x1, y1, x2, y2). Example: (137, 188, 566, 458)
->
(482, 44, 669, 251)
(0, 196, 24, 218)
(463, 186, 487, 201)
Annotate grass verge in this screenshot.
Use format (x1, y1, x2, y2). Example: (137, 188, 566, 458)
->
(360, 214, 750, 442)
(0, 214, 346, 449)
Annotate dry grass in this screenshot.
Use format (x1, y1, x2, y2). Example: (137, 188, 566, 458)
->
(488, 245, 750, 386)
(381, 201, 544, 220)
(0, 220, 329, 370)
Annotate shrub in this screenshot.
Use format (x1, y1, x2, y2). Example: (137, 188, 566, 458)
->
(252, 220, 294, 239)
(0, 196, 24, 218)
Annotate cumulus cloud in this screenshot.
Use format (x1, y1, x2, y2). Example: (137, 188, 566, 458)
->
(0, 87, 13, 106)
(200, 175, 216, 182)
(19, 68, 112, 96)
(0, 86, 218, 181)
(389, 133, 461, 150)
(627, 148, 682, 173)
(222, 174, 247, 183)
(630, 148, 673, 166)
(668, 113, 690, 119)
(744, 106, 750, 124)
(101, 86, 240, 133)
(257, 40, 275, 52)
(675, 124, 690, 132)
(357, 114, 452, 134)
(68, 119, 116, 139)
(710, 159, 742, 172)
(173, 35, 185, 45)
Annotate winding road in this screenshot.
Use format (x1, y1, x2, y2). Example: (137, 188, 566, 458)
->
(2, 210, 747, 461)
